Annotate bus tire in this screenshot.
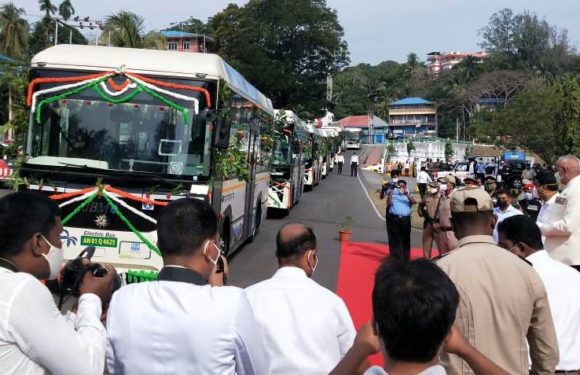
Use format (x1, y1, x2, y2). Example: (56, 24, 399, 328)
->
(248, 205, 262, 243)
(220, 219, 231, 257)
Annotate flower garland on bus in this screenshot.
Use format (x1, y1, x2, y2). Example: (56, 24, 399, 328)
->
(26, 67, 213, 126)
(49, 182, 167, 256)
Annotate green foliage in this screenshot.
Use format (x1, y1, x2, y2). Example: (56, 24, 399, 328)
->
(100, 11, 165, 49)
(29, 16, 87, 56)
(38, 0, 57, 18)
(0, 70, 28, 157)
(167, 17, 211, 35)
(406, 141, 415, 156)
(214, 139, 250, 182)
(0, 3, 28, 59)
(209, 0, 349, 116)
(556, 77, 580, 157)
(338, 215, 353, 232)
(444, 139, 454, 161)
(57, 0, 74, 21)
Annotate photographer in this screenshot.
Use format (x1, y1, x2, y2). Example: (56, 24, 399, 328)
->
(0, 192, 117, 375)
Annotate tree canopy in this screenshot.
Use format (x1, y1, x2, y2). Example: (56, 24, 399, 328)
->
(209, 0, 349, 117)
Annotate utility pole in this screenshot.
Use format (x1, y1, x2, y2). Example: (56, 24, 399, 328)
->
(54, 19, 59, 45)
(456, 117, 459, 142)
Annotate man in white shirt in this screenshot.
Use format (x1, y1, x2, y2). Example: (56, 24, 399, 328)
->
(336, 152, 345, 174)
(329, 259, 509, 375)
(416, 166, 433, 198)
(492, 189, 523, 243)
(0, 192, 116, 375)
(245, 223, 356, 374)
(537, 155, 580, 269)
(351, 153, 360, 177)
(106, 199, 267, 375)
(534, 170, 559, 243)
(498, 215, 580, 372)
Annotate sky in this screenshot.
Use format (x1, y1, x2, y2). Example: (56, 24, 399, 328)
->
(16, 0, 580, 65)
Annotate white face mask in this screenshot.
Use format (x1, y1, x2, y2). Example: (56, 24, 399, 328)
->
(555, 172, 563, 187)
(523, 192, 533, 200)
(307, 250, 318, 274)
(430, 188, 439, 194)
(392, 178, 399, 183)
(439, 184, 448, 192)
(204, 241, 221, 266)
(41, 235, 64, 280)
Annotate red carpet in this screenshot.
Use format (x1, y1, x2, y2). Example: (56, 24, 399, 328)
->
(336, 241, 423, 366)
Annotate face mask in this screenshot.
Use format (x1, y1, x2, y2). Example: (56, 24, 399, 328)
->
(392, 178, 398, 183)
(307, 250, 318, 274)
(430, 188, 439, 194)
(439, 184, 448, 192)
(41, 235, 64, 280)
(523, 192, 533, 200)
(204, 241, 221, 266)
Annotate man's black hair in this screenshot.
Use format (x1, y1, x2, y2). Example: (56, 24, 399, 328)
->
(276, 224, 316, 259)
(0, 192, 61, 257)
(157, 198, 218, 257)
(397, 180, 407, 186)
(372, 258, 459, 363)
(495, 188, 510, 197)
(391, 170, 400, 178)
(498, 215, 543, 250)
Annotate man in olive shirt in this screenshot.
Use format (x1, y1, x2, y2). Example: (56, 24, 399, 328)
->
(436, 187, 558, 375)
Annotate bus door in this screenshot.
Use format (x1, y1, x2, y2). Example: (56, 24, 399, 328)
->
(243, 118, 259, 237)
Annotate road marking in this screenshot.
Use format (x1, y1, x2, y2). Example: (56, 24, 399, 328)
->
(356, 172, 385, 221)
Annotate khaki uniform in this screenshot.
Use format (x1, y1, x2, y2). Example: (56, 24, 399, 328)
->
(419, 193, 440, 258)
(437, 235, 559, 375)
(434, 193, 458, 254)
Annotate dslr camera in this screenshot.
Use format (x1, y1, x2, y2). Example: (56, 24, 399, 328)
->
(58, 246, 122, 308)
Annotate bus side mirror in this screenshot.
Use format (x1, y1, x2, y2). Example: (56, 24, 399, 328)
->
(213, 117, 231, 149)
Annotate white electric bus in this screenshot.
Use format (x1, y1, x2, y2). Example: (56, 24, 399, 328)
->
(267, 110, 308, 212)
(343, 128, 362, 150)
(22, 45, 274, 276)
(303, 123, 322, 191)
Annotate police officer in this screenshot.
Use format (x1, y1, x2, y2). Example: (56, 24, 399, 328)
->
(418, 181, 440, 258)
(484, 176, 499, 207)
(519, 184, 542, 221)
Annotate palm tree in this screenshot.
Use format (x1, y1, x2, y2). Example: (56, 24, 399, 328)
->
(0, 3, 28, 58)
(38, 0, 57, 18)
(58, 0, 74, 21)
(100, 11, 165, 50)
(100, 11, 144, 48)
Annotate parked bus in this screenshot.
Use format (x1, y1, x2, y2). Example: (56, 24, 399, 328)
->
(343, 128, 362, 150)
(303, 123, 322, 191)
(22, 45, 274, 275)
(315, 127, 341, 178)
(267, 110, 308, 212)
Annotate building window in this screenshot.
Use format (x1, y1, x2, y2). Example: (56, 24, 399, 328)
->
(168, 41, 178, 50)
(183, 41, 190, 50)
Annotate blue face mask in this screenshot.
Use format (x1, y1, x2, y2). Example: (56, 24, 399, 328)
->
(523, 192, 533, 200)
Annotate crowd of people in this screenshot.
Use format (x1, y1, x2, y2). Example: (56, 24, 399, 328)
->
(0, 155, 579, 375)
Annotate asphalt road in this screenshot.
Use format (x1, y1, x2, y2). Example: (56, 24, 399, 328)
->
(0, 148, 423, 293)
(228, 149, 423, 292)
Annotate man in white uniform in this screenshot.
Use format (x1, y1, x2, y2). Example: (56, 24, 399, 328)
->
(246, 223, 356, 375)
(498, 215, 580, 373)
(351, 153, 360, 177)
(0, 192, 117, 375)
(537, 155, 580, 269)
(106, 199, 267, 375)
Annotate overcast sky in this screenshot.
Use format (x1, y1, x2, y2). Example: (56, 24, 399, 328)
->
(16, 0, 580, 65)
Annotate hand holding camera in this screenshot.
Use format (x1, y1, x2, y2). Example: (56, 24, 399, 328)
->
(79, 264, 118, 303)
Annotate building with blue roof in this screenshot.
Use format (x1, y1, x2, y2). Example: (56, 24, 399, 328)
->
(159, 30, 215, 53)
(388, 97, 437, 138)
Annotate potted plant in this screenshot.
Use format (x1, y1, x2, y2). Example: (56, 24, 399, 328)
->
(338, 215, 354, 242)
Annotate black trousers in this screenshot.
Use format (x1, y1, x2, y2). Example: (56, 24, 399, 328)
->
(337, 162, 343, 174)
(386, 214, 411, 261)
(351, 163, 358, 177)
(418, 183, 427, 198)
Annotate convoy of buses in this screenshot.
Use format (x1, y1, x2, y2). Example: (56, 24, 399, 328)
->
(22, 45, 344, 276)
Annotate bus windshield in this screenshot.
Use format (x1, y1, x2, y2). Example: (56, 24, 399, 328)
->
(272, 136, 291, 167)
(345, 131, 361, 142)
(27, 74, 212, 178)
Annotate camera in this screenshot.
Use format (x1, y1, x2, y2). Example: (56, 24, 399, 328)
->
(58, 247, 122, 308)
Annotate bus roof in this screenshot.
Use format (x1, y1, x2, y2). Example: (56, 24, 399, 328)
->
(31, 45, 274, 116)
